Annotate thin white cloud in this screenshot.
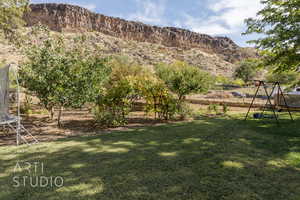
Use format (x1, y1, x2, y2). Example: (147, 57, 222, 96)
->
(75, 3, 97, 11)
(127, 0, 167, 25)
(182, 13, 232, 35)
(182, 0, 263, 35)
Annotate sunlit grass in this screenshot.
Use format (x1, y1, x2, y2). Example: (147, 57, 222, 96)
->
(0, 113, 300, 199)
(222, 161, 244, 169)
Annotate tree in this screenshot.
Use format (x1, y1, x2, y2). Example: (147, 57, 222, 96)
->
(93, 56, 149, 126)
(20, 34, 110, 126)
(234, 59, 258, 83)
(155, 61, 214, 101)
(0, 0, 29, 41)
(137, 76, 178, 120)
(244, 0, 300, 72)
(266, 71, 299, 85)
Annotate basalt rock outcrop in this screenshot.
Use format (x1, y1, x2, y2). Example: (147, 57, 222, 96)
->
(24, 3, 254, 63)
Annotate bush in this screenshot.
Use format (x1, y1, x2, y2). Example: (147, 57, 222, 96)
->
(232, 79, 245, 87)
(20, 95, 33, 116)
(92, 57, 197, 124)
(177, 102, 193, 120)
(139, 77, 178, 120)
(92, 104, 129, 127)
(216, 75, 231, 85)
(94, 79, 135, 126)
(93, 56, 149, 126)
(222, 104, 229, 114)
(208, 104, 219, 114)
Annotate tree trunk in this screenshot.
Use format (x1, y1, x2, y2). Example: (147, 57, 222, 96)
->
(49, 107, 55, 120)
(57, 106, 63, 127)
(178, 95, 185, 119)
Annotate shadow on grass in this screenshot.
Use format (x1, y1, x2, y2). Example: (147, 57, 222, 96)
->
(0, 114, 300, 200)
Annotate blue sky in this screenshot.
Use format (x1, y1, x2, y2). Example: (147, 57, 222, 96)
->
(31, 0, 264, 47)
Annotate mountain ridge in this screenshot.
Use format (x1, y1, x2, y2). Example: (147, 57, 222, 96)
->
(24, 3, 255, 63)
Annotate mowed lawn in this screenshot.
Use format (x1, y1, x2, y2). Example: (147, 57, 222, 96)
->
(0, 114, 300, 200)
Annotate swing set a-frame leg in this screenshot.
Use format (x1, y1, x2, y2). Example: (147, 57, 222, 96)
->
(245, 81, 261, 121)
(277, 83, 294, 122)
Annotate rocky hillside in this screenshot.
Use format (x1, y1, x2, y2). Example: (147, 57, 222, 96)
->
(24, 3, 255, 64)
(0, 29, 238, 77)
(0, 3, 257, 77)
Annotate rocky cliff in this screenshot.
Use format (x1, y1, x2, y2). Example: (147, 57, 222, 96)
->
(24, 3, 254, 63)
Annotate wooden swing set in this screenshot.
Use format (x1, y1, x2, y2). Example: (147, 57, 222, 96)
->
(244, 80, 294, 124)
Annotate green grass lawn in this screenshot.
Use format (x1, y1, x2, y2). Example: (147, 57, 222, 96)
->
(0, 113, 300, 200)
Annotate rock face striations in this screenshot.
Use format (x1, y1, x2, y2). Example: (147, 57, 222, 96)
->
(24, 3, 252, 63)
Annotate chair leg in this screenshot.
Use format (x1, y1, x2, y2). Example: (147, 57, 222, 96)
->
(20, 124, 39, 144)
(6, 122, 38, 145)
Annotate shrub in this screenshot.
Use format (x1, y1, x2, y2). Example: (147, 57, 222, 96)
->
(93, 57, 192, 124)
(93, 104, 129, 127)
(94, 79, 135, 126)
(177, 102, 193, 120)
(93, 56, 148, 126)
(208, 104, 219, 115)
(216, 75, 231, 85)
(139, 77, 178, 120)
(20, 95, 33, 116)
(232, 79, 245, 87)
(222, 104, 229, 114)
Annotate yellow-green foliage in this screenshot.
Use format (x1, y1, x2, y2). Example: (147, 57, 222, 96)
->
(216, 75, 231, 85)
(155, 61, 215, 100)
(232, 79, 245, 87)
(95, 56, 179, 123)
(0, 0, 29, 42)
(94, 56, 147, 126)
(138, 76, 178, 120)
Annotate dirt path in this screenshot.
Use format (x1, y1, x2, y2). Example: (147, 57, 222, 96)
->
(0, 110, 183, 146)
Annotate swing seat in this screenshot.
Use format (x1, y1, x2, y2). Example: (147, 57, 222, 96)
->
(253, 113, 263, 119)
(253, 113, 276, 119)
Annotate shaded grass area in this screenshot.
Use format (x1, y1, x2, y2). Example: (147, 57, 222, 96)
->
(0, 113, 300, 200)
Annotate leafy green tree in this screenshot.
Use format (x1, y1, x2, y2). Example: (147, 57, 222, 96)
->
(155, 61, 214, 119)
(0, 0, 29, 41)
(234, 60, 258, 83)
(20, 35, 110, 126)
(155, 61, 214, 101)
(244, 0, 300, 72)
(266, 71, 299, 85)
